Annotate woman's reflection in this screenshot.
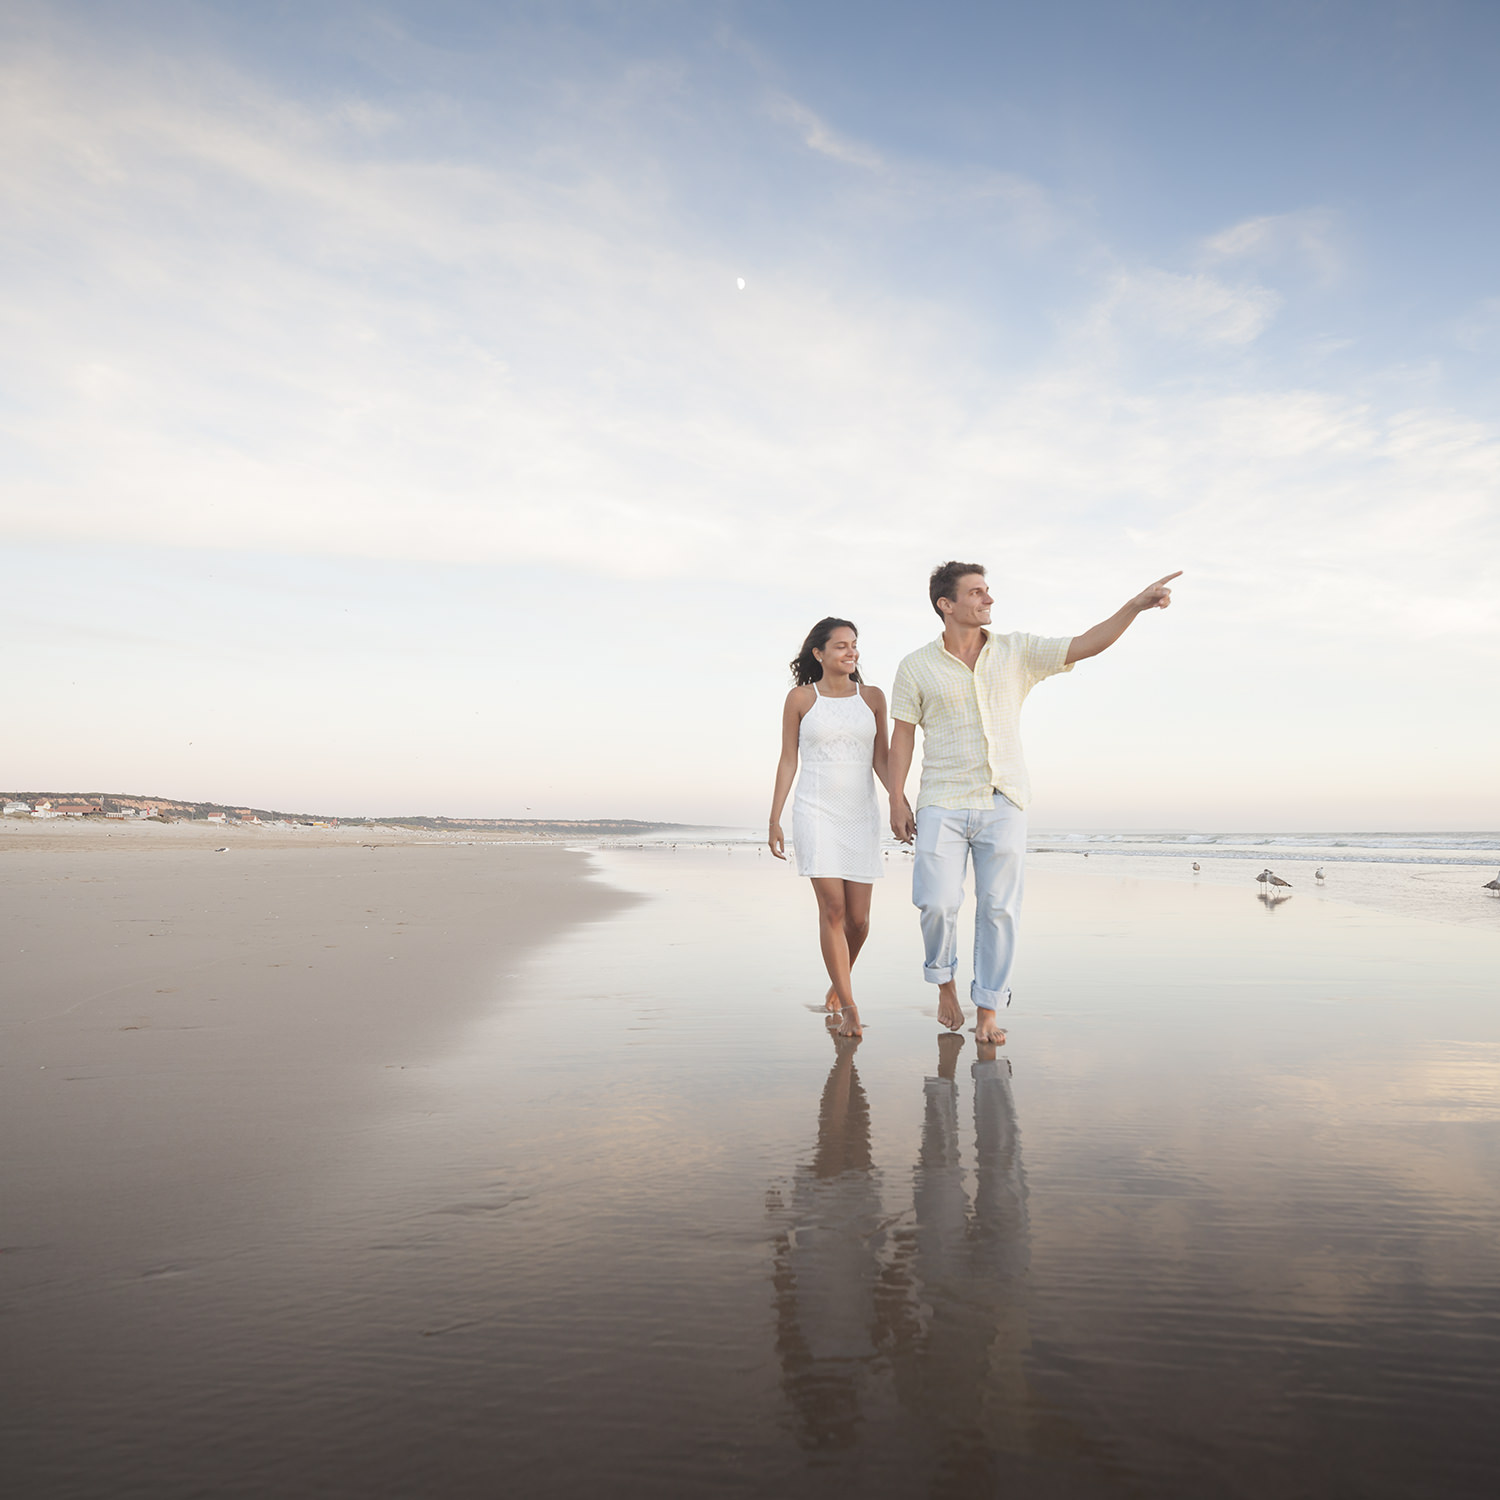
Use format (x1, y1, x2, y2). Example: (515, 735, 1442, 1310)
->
(770, 1031, 888, 1452)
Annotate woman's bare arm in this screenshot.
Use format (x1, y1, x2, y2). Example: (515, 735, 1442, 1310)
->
(769, 688, 811, 859)
(865, 686, 892, 794)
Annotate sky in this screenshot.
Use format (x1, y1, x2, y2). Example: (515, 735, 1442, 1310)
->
(2, 0, 1497, 829)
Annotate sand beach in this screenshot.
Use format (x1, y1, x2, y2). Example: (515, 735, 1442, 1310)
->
(4, 828, 1499, 1497)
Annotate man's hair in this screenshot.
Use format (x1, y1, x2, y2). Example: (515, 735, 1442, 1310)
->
(929, 560, 987, 619)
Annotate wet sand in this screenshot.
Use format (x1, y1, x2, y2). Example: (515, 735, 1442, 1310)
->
(0, 836, 632, 1498)
(4, 842, 1499, 1498)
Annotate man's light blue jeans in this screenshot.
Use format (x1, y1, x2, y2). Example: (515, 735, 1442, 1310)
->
(912, 793, 1026, 1012)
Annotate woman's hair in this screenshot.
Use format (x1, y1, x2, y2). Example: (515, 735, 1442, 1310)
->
(790, 617, 861, 686)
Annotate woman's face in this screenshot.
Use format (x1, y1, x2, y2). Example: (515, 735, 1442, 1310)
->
(816, 628, 859, 678)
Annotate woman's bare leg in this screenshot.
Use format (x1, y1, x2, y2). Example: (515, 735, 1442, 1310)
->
(811, 878, 861, 1036)
(842, 880, 872, 966)
(825, 880, 873, 1011)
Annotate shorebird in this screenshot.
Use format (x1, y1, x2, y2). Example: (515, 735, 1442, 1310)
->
(1484, 871, 1500, 895)
(1268, 872, 1292, 891)
(1256, 868, 1272, 888)
(1315, 867, 1325, 882)
(1192, 861, 1201, 873)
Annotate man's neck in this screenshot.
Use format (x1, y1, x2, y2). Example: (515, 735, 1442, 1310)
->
(942, 622, 988, 665)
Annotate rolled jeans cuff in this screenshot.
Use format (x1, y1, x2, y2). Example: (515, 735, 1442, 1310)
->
(971, 983, 1011, 1012)
(923, 960, 956, 985)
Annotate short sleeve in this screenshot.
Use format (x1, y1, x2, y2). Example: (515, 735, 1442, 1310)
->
(1023, 634, 1074, 684)
(891, 658, 922, 724)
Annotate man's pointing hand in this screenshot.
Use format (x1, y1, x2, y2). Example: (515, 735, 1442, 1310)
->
(1066, 572, 1183, 664)
(1130, 571, 1182, 613)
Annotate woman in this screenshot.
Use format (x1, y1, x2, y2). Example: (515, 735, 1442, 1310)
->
(769, 618, 890, 1038)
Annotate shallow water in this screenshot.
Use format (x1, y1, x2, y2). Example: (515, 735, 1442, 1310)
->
(6, 848, 1500, 1497)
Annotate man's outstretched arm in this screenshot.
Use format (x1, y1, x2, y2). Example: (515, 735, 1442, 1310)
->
(1065, 571, 1182, 664)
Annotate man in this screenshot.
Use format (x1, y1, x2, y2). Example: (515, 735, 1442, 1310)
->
(889, 561, 1180, 1043)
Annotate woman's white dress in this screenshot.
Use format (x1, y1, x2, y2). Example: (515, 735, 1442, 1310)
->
(792, 685, 883, 882)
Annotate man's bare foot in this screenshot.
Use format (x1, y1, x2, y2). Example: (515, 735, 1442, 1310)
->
(936, 981, 964, 1032)
(936, 1031, 966, 1080)
(836, 1004, 863, 1038)
(824, 985, 842, 1015)
(974, 1009, 1007, 1045)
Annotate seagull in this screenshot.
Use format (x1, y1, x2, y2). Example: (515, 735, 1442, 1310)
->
(1256, 869, 1272, 888)
(1484, 871, 1500, 895)
(1191, 861, 1201, 873)
(1268, 872, 1292, 891)
(1315, 867, 1325, 882)
(214, 846, 229, 853)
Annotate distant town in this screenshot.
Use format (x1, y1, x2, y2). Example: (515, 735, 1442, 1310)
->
(0, 791, 697, 836)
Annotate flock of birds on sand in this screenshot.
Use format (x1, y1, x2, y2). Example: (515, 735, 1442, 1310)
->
(1180, 861, 1500, 898)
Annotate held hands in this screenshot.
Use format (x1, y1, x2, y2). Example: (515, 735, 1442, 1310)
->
(768, 821, 787, 860)
(1129, 571, 1182, 614)
(890, 796, 916, 844)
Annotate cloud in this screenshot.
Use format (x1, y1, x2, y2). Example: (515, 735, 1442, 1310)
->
(766, 93, 883, 168)
(1085, 267, 1282, 346)
(1202, 209, 1343, 285)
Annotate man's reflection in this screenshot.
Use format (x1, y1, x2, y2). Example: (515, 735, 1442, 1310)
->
(885, 1034, 1034, 1488)
(770, 1032, 887, 1451)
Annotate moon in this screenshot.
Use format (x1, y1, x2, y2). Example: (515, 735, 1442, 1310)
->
(736, 277, 745, 290)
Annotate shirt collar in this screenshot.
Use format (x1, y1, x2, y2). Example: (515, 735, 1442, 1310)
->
(936, 628, 990, 664)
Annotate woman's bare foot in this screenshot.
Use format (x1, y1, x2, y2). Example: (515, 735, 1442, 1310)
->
(824, 985, 842, 1015)
(974, 1009, 1007, 1044)
(936, 980, 964, 1032)
(836, 1004, 863, 1038)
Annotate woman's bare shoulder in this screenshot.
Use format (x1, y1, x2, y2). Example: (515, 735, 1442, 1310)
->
(861, 683, 888, 705)
(785, 684, 817, 710)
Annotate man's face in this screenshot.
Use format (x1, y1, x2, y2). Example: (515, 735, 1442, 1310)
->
(943, 574, 992, 628)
